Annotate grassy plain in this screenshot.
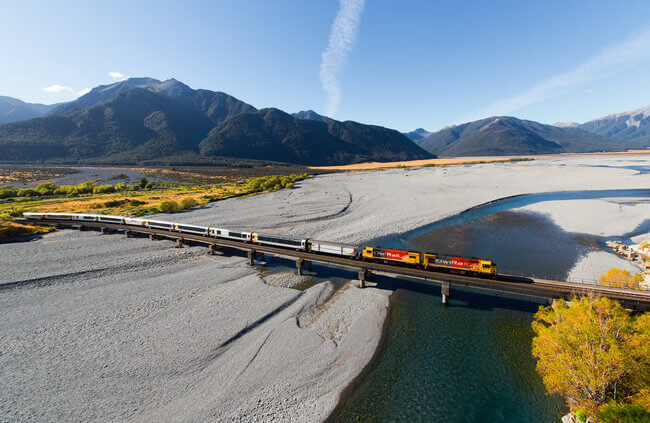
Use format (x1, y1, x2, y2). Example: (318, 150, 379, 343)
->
(0, 166, 314, 240)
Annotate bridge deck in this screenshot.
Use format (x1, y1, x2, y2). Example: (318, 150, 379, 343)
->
(17, 219, 650, 310)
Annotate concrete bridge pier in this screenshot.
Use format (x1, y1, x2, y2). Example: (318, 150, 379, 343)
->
(125, 230, 133, 238)
(441, 282, 450, 305)
(78, 225, 88, 231)
(149, 233, 159, 241)
(209, 244, 222, 255)
(176, 238, 184, 248)
(296, 258, 304, 276)
(358, 268, 371, 288)
(248, 249, 256, 266)
(101, 227, 110, 234)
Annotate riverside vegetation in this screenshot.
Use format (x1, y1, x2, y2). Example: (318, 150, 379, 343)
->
(0, 173, 309, 240)
(532, 295, 650, 423)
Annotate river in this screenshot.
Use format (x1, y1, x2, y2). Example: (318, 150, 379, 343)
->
(329, 189, 650, 422)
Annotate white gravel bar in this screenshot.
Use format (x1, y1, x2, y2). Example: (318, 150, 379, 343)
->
(1, 153, 649, 421)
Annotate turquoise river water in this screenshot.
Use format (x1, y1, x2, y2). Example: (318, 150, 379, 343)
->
(328, 189, 650, 422)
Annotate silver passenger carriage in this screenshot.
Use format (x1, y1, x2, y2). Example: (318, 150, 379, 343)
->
(23, 212, 72, 220)
(124, 217, 146, 226)
(209, 228, 252, 242)
(174, 223, 209, 236)
(252, 233, 307, 250)
(97, 215, 125, 224)
(71, 214, 99, 222)
(144, 220, 174, 230)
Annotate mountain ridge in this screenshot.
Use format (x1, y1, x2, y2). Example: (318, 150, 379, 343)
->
(416, 116, 645, 157)
(0, 96, 59, 124)
(0, 78, 433, 165)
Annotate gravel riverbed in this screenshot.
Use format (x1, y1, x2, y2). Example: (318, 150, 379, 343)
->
(1, 154, 648, 421)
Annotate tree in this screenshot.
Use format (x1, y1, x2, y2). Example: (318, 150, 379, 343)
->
(599, 268, 644, 290)
(138, 177, 149, 189)
(532, 296, 649, 420)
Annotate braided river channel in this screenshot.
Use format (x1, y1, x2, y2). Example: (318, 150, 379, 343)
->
(328, 189, 650, 422)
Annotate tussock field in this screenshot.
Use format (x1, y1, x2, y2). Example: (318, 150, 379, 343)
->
(310, 156, 536, 170)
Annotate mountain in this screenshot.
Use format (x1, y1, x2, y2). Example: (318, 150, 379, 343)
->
(292, 110, 331, 123)
(553, 122, 580, 128)
(579, 104, 650, 145)
(0, 96, 57, 124)
(201, 108, 433, 165)
(49, 77, 162, 115)
(403, 128, 432, 142)
(417, 116, 643, 157)
(0, 77, 433, 165)
(0, 88, 215, 163)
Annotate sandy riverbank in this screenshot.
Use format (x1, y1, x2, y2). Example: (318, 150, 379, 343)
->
(1, 153, 648, 421)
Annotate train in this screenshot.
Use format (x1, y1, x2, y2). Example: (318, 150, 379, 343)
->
(22, 212, 497, 277)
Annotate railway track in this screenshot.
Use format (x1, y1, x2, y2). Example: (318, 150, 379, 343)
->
(17, 218, 650, 310)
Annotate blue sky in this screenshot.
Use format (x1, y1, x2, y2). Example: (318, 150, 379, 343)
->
(2, 0, 650, 131)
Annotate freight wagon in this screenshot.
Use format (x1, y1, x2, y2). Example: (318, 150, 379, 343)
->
(308, 240, 358, 257)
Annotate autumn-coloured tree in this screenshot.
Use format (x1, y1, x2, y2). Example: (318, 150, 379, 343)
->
(598, 268, 644, 290)
(532, 296, 649, 420)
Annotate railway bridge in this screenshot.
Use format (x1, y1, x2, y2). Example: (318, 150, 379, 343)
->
(18, 218, 650, 311)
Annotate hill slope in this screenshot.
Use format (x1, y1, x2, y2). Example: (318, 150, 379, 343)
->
(579, 104, 650, 145)
(201, 108, 433, 165)
(0, 88, 215, 163)
(0, 96, 57, 124)
(0, 78, 432, 165)
(417, 116, 643, 156)
(403, 128, 432, 142)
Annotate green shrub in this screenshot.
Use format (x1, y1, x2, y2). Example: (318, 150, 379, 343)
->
(35, 182, 57, 195)
(574, 408, 588, 423)
(102, 199, 128, 208)
(57, 185, 75, 195)
(93, 184, 116, 194)
(75, 181, 95, 194)
(597, 403, 650, 423)
(158, 200, 179, 213)
(247, 178, 263, 191)
(115, 182, 127, 191)
(0, 186, 18, 199)
(285, 182, 294, 188)
(17, 188, 40, 197)
(138, 177, 149, 189)
(180, 198, 198, 209)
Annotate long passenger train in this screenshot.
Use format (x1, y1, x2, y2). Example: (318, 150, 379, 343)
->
(23, 212, 497, 277)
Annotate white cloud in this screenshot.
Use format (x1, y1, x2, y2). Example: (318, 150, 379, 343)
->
(109, 71, 127, 80)
(469, 28, 650, 121)
(319, 0, 366, 117)
(43, 84, 74, 94)
(43, 85, 91, 96)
